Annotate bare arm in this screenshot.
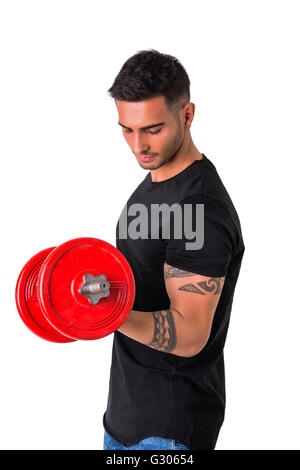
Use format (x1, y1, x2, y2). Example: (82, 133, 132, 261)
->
(117, 263, 225, 357)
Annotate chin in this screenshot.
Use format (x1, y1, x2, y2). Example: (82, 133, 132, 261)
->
(137, 159, 163, 171)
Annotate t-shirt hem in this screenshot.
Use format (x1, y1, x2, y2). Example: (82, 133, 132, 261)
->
(103, 412, 192, 450)
(103, 412, 128, 447)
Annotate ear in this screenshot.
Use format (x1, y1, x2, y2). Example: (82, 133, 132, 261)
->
(184, 102, 195, 128)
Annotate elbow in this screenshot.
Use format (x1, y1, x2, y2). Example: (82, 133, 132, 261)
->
(181, 341, 207, 358)
(182, 350, 201, 358)
(185, 331, 211, 357)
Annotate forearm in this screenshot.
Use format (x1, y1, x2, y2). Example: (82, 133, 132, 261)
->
(117, 308, 197, 357)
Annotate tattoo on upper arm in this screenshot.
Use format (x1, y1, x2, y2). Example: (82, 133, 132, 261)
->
(164, 264, 197, 280)
(147, 309, 177, 353)
(179, 277, 224, 295)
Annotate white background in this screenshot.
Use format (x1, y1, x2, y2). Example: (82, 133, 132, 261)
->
(1, 0, 299, 450)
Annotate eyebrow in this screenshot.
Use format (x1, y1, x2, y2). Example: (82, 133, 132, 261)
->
(118, 121, 166, 131)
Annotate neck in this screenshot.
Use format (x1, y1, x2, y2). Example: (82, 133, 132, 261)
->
(150, 133, 203, 183)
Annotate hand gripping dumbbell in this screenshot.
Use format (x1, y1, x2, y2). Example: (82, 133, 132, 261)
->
(15, 238, 135, 343)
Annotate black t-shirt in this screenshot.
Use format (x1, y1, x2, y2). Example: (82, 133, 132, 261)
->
(103, 154, 245, 450)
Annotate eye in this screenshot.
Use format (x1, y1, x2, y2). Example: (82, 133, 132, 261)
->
(122, 128, 162, 135)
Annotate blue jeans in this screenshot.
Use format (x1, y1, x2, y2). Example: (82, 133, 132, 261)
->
(103, 430, 189, 450)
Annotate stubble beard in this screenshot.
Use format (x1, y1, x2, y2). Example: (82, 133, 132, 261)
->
(138, 121, 184, 171)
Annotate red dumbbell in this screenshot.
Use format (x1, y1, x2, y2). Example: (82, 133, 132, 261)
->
(15, 237, 135, 342)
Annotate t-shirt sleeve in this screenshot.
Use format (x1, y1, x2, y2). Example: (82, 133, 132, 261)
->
(164, 195, 235, 277)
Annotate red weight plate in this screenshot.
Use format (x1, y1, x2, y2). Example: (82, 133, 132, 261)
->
(15, 247, 76, 343)
(38, 238, 135, 341)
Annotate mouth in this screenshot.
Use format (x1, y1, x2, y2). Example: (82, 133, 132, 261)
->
(138, 155, 157, 163)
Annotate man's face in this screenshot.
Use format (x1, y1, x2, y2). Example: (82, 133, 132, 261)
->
(116, 95, 186, 170)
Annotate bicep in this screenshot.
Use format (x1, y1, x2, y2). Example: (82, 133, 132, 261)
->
(164, 262, 225, 352)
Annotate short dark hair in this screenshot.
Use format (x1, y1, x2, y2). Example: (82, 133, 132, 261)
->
(107, 49, 190, 113)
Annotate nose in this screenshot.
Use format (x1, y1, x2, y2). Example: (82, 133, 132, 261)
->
(132, 134, 150, 156)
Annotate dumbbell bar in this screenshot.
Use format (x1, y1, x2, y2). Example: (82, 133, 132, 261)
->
(15, 237, 135, 342)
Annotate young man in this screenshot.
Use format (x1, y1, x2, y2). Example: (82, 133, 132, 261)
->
(102, 49, 245, 451)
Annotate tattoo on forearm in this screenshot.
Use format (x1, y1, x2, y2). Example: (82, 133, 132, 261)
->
(147, 309, 177, 353)
(164, 264, 197, 280)
(179, 277, 223, 295)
